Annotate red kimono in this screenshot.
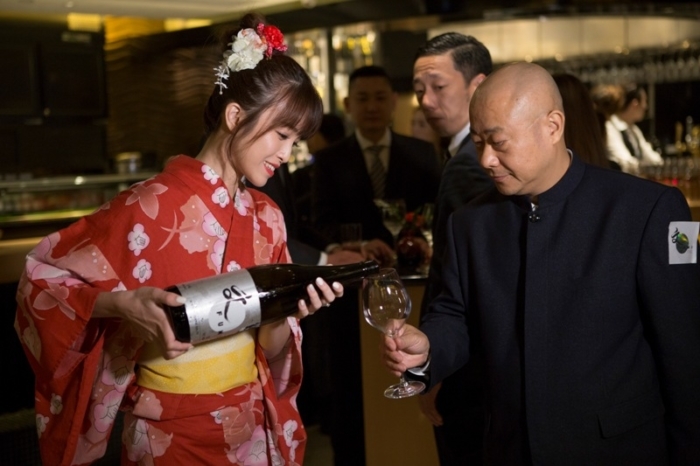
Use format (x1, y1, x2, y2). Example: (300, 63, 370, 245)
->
(15, 155, 306, 465)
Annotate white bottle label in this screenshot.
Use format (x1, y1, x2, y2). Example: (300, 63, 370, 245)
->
(176, 269, 261, 343)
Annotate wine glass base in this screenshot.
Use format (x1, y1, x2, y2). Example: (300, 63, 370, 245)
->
(383, 380, 426, 399)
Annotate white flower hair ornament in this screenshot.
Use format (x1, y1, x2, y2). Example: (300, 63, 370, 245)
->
(214, 23, 288, 94)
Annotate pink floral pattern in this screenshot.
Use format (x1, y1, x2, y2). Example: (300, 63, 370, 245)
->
(101, 354, 134, 391)
(93, 389, 123, 433)
(15, 155, 304, 465)
(235, 425, 268, 466)
(125, 182, 168, 220)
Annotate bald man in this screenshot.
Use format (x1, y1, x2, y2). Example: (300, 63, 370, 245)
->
(384, 63, 700, 464)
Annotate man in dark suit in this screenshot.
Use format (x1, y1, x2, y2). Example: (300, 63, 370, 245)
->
(312, 65, 441, 466)
(313, 65, 441, 253)
(385, 62, 700, 464)
(413, 32, 493, 466)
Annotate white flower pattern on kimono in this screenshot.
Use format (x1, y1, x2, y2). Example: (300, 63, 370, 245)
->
(212, 186, 230, 208)
(283, 419, 298, 447)
(226, 261, 242, 272)
(127, 223, 150, 256)
(202, 163, 220, 184)
(132, 259, 152, 283)
(36, 413, 49, 438)
(50, 394, 63, 415)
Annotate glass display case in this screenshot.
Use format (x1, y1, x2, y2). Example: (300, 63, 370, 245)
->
(0, 172, 156, 240)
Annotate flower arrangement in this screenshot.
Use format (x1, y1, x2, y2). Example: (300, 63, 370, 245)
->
(404, 212, 426, 229)
(398, 211, 427, 239)
(214, 23, 288, 94)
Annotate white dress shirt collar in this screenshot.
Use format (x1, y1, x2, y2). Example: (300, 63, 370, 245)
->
(609, 114, 630, 131)
(448, 122, 471, 157)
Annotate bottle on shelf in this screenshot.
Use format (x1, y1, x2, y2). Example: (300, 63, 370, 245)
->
(164, 260, 380, 344)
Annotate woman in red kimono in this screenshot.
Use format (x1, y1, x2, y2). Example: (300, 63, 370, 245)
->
(14, 12, 341, 466)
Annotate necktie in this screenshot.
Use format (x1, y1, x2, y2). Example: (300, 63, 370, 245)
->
(621, 128, 642, 159)
(367, 145, 386, 198)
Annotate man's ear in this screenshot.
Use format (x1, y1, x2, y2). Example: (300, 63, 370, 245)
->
(343, 96, 350, 114)
(546, 109, 565, 143)
(469, 73, 487, 91)
(224, 102, 243, 131)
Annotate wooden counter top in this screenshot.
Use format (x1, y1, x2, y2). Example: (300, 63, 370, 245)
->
(360, 280, 439, 466)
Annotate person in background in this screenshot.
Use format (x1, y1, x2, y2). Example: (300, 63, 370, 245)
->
(411, 106, 444, 163)
(412, 32, 493, 466)
(384, 62, 700, 465)
(293, 113, 347, 229)
(603, 83, 663, 174)
(14, 13, 344, 465)
(312, 64, 441, 466)
(313, 65, 440, 255)
(552, 73, 611, 169)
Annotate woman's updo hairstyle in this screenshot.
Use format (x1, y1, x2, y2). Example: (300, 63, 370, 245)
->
(203, 13, 322, 146)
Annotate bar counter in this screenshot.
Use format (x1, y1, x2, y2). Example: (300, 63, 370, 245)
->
(360, 274, 439, 466)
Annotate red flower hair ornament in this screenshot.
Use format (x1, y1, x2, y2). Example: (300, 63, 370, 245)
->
(214, 23, 289, 94)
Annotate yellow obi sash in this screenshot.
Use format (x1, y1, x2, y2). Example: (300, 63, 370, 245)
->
(136, 330, 257, 394)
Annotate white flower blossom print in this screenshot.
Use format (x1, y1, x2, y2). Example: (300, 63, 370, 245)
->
(283, 419, 298, 447)
(127, 224, 150, 256)
(212, 186, 230, 208)
(226, 261, 241, 272)
(132, 259, 152, 283)
(50, 394, 63, 415)
(36, 414, 49, 438)
(202, 164, 219, 185)
(210, 409, 223, 425)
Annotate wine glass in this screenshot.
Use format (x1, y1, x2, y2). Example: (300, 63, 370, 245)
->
(362, 268, 426, 399)
(374, 199, 406, 240)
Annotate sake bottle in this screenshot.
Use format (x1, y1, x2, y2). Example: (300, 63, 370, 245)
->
(164, 260, 380, 344)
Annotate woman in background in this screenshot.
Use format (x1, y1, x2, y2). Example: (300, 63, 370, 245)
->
(593, 82, 663, 173)
(553, 73, 611, 168)
(15, 13, 342, 466)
